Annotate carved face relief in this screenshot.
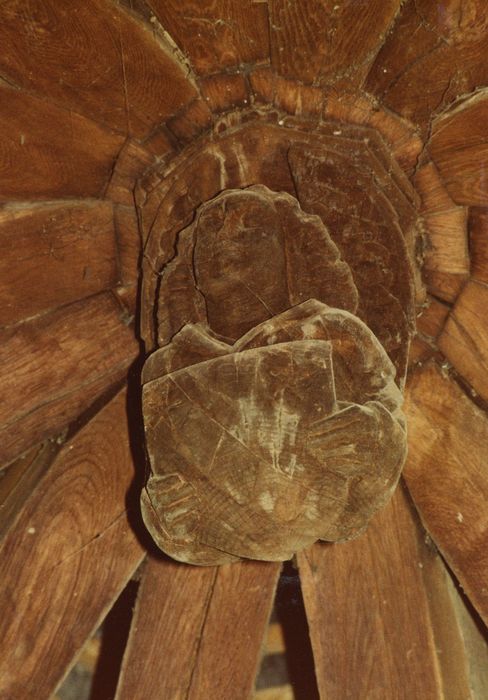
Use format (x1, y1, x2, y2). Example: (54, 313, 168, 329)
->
(138, 116, 421, 565)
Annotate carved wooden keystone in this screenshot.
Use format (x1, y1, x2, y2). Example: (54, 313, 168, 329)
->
(139, 119, 421, 565)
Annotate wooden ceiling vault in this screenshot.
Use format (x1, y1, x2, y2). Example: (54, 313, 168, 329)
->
(0, 1, 488, 698)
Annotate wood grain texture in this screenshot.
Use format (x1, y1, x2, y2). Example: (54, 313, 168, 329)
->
(438, 280, 488, 402)
(405, 363, 488, 627)
(365, 0, 488, 131)
(298, 484, 465, 699)
(116, 557, 280, 700)
(269, 0, 401, 87)
(469, 208, 488, 284)
(105, 140, 155, 206)
(0, 0, 197, 138)
(201, 73, 249, 113)
(409, 296, 450, 365)
(0, 292, 138, 465)
(429, 91, 488, 206)
(0, 84, 123, 200)
(0, 201, 118, 326)
(413, 161, 469, 302)
(0, 389, 145, 699)
(146, 0, 270, 75)
(114, 204, 141, 286)
(0, 442, 57, 540)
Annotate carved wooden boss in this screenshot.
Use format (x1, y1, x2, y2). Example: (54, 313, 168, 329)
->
(138, 112, 421, 565)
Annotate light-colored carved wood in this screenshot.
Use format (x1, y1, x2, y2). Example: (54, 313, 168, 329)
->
(0, 293, 138, 465)
(116, 557, 280, 700)
(405, 363, 488, 626)
(438, 281, 488, 402)
(298, 484, 471, 699)
(0, 201, 118, 326)
(429, 91, 488, 206)
(0, 389, 145, 699)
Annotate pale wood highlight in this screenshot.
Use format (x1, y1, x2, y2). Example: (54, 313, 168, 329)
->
(0, 389, 145, 699)
(269, 0, 401, 87)
(147, 0, 270, 75)
(0, 0, 197, 138)
(116, 557, 280, 700)
(438, 280, 488, 402)
(0, 293, 139, 465)
(405, 363, 488, 626)
(429, 91, 488, 206)
(298, 484, 468, 699)
(0, 201, 118, 326)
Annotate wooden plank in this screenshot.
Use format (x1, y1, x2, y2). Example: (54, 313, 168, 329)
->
(146, 0, 270, 75)
(0, 201, 118, 326)
(438, 280, 488, 401)
(0, 292, 138, 465)
(429, 91, 488, 206)
(365, 0, 488, 132)
(409, 296, 450, 365)
(201, 73, 249, 114)
(470, 208, 488, 285)
(422, 207, 469, 302)
(116, 557, 280, 700)
(298, 484, 466, 699)
(0, 0, 197, 139)
(0, 442, 58, 540)
(0, 84, 124, 200)
(114, 204, 141, 286)
(269, 0, 401, 87)
(0, 389, 145, 699)
(105, 140, 155, 206)
(405, 363, 488, 626)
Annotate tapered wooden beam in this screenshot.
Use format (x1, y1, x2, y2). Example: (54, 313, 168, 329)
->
(116, 557, 280, 699)
(298, 484, 469, 698)
(0, 201, 118, 326)
(0, 0, 197, 138)
(0, 388, 145, 699)
(146, 0, 270, 76)
(269, 0, 401, 88)
(0, 292, 138, 465)
(0, 84, 124, 200)
(405, 363, 488, 626)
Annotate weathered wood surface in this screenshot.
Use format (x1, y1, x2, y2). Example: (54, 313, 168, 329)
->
(429, 91, 488, 206)
(0, 201, 118, 326)
(114, 204, 141, 287)
(413, 162, 469, 302)
(405, 363, 488, 626)
(0, 84, 123, 200)
(116, 557, 280, 700)
(469, 208, 488, 285)
(146, 0, 270, 75)
(409, 296, 449, 366)
(366, 0, 488, 131)
(105, 140, 155, 206)
(0, 292, 138, 465)
(298, 484, 470, 699)
(269, 0, 401, 87)
(0, 442, 57, 539)
(0, 0, 197, 138)
(438, 280, 488, 402)
(0, 389, 145, 699)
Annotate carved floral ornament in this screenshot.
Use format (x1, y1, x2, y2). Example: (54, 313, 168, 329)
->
(138, 112, 422, 565)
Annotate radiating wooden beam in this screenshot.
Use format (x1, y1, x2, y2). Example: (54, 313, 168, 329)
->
(405, 362, 488, 626)
(0, 84, 124, 200)
(0, 200, 118, 326)
(0, 0, 197, 138)
(298, 484, 470, 698)
(269, 0, 401, 87)
(116, 557, 280, 699)
(0, 292, 139, 465)
(146, 0, 270, 76)
(0, 388, 145, 699)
